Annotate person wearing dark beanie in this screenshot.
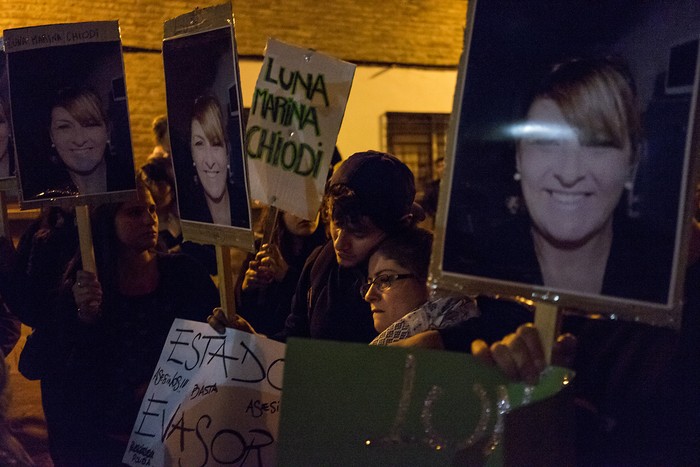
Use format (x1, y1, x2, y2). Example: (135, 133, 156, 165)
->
(270, 150, 424, 342)
(263, 150, 423, 342)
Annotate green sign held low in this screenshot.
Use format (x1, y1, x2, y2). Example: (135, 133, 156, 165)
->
(278, 339, 573, 466)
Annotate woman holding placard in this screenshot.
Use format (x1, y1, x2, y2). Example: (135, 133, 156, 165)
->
(30, 179, 219, 466)
(236, 207, 327, 335)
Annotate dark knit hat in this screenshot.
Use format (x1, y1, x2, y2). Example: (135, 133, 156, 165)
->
(328, 150, 416, 229)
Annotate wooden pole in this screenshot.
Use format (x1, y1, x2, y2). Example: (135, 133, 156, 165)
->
(261, 206, 279, 247)
(75, 205, 97, 274)
(533, 301, 561, 365)
(216, 244, 236, 321)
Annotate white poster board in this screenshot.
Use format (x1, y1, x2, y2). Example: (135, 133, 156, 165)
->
(245, 38, 355, 221)
(123, 319, 285, 467)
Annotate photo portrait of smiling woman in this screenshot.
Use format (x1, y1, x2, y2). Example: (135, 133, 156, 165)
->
(46, 87, 111, 196)
(5, 22, 136, 204)
(444, 57, 675, 305)
(25, 85, 135, 201)
(189, 95, 239, 226)
(173, 93, 249, 229)
(162, 21, 251, 234)
(438, 0, 700, 320)
(513, 58, 644, 294)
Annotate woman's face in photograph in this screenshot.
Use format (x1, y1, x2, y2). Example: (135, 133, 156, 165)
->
(50, 106, 108, 174)
(191, 119, 228, 201)
(517, 97, 632, 246)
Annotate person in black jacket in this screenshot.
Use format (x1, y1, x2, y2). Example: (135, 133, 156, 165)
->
(23, 179, 219, 466)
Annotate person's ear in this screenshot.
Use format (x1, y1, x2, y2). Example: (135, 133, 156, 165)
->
(399, 213, 413, 227)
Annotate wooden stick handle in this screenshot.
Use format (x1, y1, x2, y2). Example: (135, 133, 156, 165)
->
(75, 205, 97, 275)
(261, 206, 279, 247)
(216, 244, 236, 321)
(533, 301, 561, 365)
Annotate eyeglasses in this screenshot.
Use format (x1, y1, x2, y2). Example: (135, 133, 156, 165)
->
(360, 273, 415, 297)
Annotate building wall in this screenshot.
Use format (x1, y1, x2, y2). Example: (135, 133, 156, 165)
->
(239, 60, 458, 159)
(2, 1, 466, 168)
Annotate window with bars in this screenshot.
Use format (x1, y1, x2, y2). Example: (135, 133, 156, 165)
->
(383, 112, 450, 198)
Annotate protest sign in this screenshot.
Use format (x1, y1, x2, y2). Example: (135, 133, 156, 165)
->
(123, 319, 285, 467)
(3, 21, 136, 209)
(278, 338, 573, 466)
(433, 0, 700, 329)
(163, 4, 254, 252)
(245, 39, 355, 221)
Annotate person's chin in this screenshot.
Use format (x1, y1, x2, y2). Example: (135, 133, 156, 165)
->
(68, 161, 102, 174)
(335, 253, 358, 267)
(373, 313, 387, 333)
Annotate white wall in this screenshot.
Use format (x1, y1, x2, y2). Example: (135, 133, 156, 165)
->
(238, 60, 458, 159)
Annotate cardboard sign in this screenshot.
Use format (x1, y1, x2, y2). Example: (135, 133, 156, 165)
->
(245, 38, 355, 221)
(163, 4, 254, 251)
(278, 338, 572, 466)
(3, 21, 136, 209)
(431, 0, 700, 327)
(123, 319, 285, 467)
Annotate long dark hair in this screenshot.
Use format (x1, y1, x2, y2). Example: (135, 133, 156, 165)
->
(259, 207, 327, 268)
(60, 179, 153, 310)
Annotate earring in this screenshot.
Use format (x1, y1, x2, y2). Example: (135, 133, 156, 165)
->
(624, 180, 633, 190)
(49, 144, 59, 165)
(193, 162, 199, 186)
(513, 171, 521, 182)
(227, 164, 234, 185)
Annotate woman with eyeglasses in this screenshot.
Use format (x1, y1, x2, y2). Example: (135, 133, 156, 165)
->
(362, 226, 478, 345)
